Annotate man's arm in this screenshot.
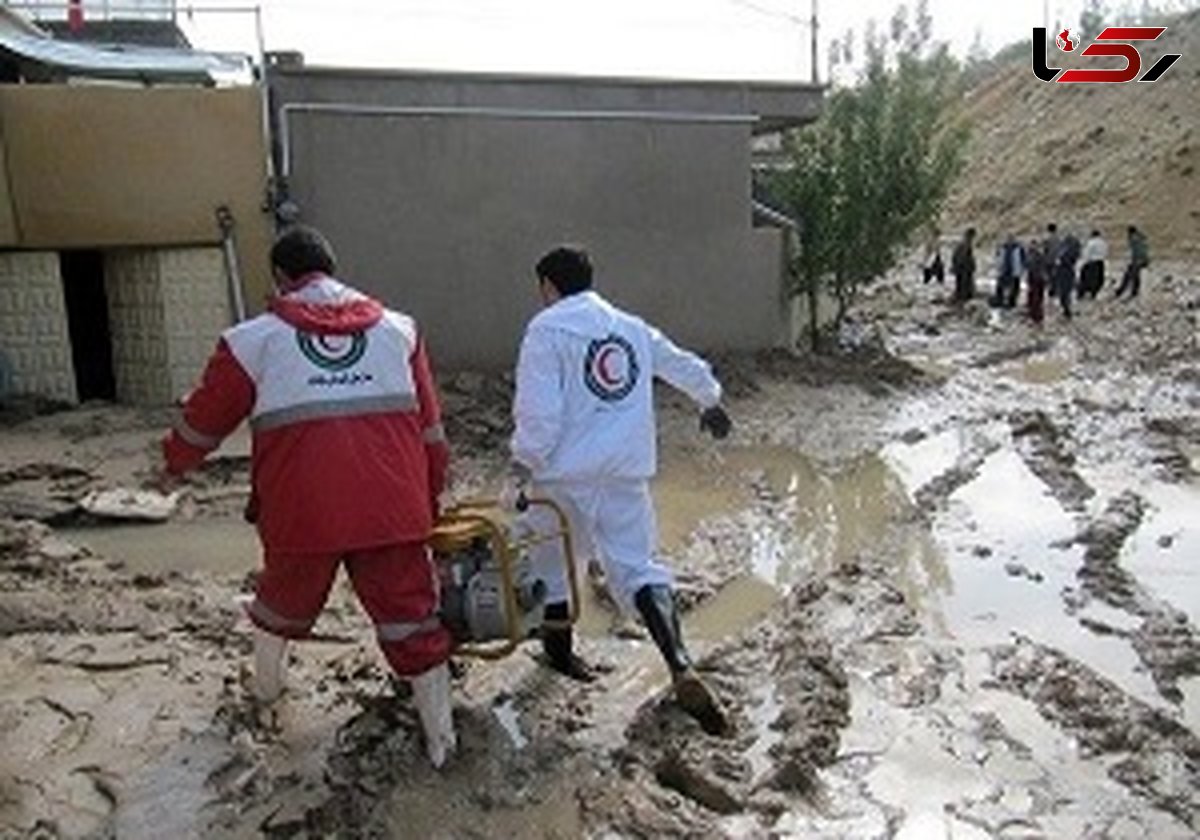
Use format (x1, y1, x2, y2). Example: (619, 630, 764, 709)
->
(162, 338, 255, 475)
(511, 327, 564, 474)
(411, 335, 450, 509)
(648, 325, 721, 409)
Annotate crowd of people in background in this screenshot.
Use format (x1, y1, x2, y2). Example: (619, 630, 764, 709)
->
(923, 223, 1151, 326)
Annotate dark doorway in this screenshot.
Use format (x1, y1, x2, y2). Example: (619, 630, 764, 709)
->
(59, 250, 116, 402)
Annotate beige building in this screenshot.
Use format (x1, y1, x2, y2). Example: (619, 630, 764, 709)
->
(0, 9, 272, 405)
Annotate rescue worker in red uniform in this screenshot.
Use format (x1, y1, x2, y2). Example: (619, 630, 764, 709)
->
(160, 226, 456, 767)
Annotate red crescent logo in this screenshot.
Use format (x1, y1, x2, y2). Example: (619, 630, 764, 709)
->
(597, 346, 622, 386)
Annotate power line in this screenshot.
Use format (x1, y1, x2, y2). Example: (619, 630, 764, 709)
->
(722, 0, 809, 27)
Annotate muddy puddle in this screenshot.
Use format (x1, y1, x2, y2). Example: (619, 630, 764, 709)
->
(886, 429, 1200, 728)
(59, 519, 259, 577)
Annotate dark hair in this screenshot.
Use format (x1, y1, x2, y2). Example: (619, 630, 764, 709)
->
(271, 225, 336, 280)
(1091, 229, 1101, 237)
(1127, 225, 1138, 235)
(535, 246, 593, 296)
(1047, 223, 1058, 233)
(965, 227, 976, 238)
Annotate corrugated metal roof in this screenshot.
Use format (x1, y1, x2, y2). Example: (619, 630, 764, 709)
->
(0, 8, 249, 84)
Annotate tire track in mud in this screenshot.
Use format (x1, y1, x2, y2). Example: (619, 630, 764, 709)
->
(986, 637, 1200, 831)
(1069, 491, 1200, 705)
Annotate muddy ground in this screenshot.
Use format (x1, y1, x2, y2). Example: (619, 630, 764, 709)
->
(1, 262, 1198, 839)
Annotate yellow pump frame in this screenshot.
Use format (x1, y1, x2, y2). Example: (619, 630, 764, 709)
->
(429, 497, 580, 660)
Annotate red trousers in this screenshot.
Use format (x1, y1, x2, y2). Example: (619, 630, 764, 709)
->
(246, 541, 451, 677)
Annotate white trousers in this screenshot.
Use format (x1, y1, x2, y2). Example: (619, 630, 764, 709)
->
(523, 479, 674, 613)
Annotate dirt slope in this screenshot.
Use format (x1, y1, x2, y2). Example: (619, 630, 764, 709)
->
(943, 10, 1200, 259)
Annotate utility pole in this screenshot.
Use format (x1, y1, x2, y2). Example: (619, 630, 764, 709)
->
(810, 0, 818, 83)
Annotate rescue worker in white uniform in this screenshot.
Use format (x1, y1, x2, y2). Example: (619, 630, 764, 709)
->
(511, 246, 732, 735)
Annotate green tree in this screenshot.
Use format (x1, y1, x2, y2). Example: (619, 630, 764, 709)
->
(1080, 0, 1108, 39)
(768, 2, 969, 350)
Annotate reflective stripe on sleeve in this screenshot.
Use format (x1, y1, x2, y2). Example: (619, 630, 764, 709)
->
(173, 416, 223, 450)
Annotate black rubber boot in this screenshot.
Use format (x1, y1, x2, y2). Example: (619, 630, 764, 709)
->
(541, 601, 596, 683)
(633, 585, 730, 736)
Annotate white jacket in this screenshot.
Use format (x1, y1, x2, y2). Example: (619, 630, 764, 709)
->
(512, 291, 721, 482)
(1080, 236, 1108, 265)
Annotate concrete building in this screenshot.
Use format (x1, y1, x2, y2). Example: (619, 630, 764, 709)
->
(270, 65, 823, 368)
(0, 8, 271, 405)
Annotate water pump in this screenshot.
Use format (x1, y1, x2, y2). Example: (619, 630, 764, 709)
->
(429, 498, 579, 659)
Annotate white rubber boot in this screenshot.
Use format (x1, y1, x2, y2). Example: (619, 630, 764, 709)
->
(253, 626, 287, 702)
(411, 662, 456, 768)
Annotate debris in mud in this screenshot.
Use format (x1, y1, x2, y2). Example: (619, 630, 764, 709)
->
(1009, 409, 1095, 510)
(987, 637, 1200, 831)
(79, 488, 179, 522)
(1003, 562, 1044, 583)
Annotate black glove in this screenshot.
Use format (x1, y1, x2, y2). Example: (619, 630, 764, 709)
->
(699, 406, 732, 440)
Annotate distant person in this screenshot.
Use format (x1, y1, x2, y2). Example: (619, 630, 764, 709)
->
(1115, 225, 1150, 299)
(951, 227, 976, 303)
(1055, 229, 1081, 320)
(922, 237, 945, 284)
(1045, 223, 1061, 297)
(1078, 229, 1107, 298)
(993, 233, 1026, 309)
(1026, 238, 1049, 327)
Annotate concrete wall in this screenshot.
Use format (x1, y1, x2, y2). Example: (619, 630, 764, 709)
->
(0, 251, 76, 402)
(0, 126, 17, 247)
(0, 85, 274, 305)
(106, 248, 228, 404)
(274, 71, 801, 368)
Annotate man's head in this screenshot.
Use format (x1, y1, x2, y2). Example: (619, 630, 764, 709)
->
(1128, 225, 1139, 236)
(535, 246, 593, 305)
(1047, 223, 1058, 235)
(270, 225, 337, 288)
(965, 227, 976, 241)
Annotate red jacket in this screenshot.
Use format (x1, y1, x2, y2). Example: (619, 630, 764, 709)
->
(163, 274, 449, 554)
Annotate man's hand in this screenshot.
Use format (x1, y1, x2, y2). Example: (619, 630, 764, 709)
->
(499, 462, 532, 512)
(699, 406, 732, 440)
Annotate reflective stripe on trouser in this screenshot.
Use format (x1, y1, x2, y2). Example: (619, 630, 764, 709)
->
(520, 479, 674, 614)
(248, 541, 451, 676)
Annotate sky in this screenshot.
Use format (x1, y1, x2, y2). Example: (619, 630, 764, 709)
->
(30, 0, 1151, 80)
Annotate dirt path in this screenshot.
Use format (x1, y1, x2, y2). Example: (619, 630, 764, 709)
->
(1, 261, 1197, 839)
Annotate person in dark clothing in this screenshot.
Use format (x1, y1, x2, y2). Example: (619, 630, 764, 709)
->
(923, 250, 945, 284)
(1026, 238, 1048, 327)
(1078, 229, 1107, 299)
(1044, 223, 1061, 297)
(1115, 225, 1150, 299)
(1056, 231, 1081, 319)
(994, 233, 1027, 309)
(951, 227, 977, 303)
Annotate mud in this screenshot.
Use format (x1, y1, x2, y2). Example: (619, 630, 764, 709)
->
(1, 261, 1198, 838)
(987, 637, 1200, 829)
